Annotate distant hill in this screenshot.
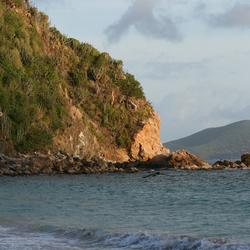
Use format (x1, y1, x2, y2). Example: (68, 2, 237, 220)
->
(165, 120, 250, 161)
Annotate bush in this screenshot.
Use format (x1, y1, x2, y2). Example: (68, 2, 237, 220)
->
(20, 47, 32, 66)
(4, 10, 24, 39)
(68, 69, 87, 86)
(116, 132, 131, 148)
(12, 0, 24, 7)
(16, 126, 53, 151)
(115, 73, 145, 98)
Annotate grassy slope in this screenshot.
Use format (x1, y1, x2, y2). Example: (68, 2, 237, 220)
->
(166, 120, 250, 160)
(0, 0, 152, 154)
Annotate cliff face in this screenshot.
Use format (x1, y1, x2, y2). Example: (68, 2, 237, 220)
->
(53, 110, 169, 162)
(130, 112, 170, 161)
(0, 0, 168, 162)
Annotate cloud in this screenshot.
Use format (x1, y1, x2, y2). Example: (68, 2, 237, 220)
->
(212, 3, 250, 28)
(143, 59, 209, 80)
(105, 0, 181, 43)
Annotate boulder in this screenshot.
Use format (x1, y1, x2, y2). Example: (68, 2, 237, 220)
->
(147, 150, 211, 170)
(145, 154, 169, 169)
(212, 155, 250, 169)
(213, 160, 235, 169)
(240, 162, 248, 169)
(241, 153, 250, 166)
(212, 162, 226, 170)
(166, 150, 211, 170)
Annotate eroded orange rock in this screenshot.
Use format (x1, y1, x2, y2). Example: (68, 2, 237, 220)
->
(166, 150, 211, 170)
(130, 112, 170, 161)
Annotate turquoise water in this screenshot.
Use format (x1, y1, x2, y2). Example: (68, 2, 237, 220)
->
(0, 170, 250, 249)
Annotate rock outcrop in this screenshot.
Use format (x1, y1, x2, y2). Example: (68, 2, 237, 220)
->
(53, 110, 169, 163)
(130, 112, 170, 161)
(213, 153, 250, 169)
(241, 153, 250, 167)
(146, 150, 212, 170)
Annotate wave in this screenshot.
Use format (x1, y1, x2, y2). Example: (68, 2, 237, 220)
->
(0, 224, 250, 250)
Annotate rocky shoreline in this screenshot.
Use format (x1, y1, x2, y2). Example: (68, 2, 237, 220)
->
(0, 152, 141, 176)
(212, 153, 250, 170)
(1, 150, 250, 176)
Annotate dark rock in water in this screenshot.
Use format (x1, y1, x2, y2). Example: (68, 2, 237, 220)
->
(143, 171, 162, 178)
(213, 160, 235, 169)
(240, 162, 248, 169)
(145, 154, 169, 169)
(241, 153, 250, 167)
(212, 154, 250, 169)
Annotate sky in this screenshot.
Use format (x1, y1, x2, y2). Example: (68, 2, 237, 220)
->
(32, 0, 250, 142)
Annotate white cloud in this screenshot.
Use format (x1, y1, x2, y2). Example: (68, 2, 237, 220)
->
(105, 0, 181, 43)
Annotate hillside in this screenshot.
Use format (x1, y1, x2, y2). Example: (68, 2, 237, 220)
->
(0, 0, 168, 162)
(166, 120, 250, 160)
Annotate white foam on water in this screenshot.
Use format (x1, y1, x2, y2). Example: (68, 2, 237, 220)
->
(0, 225, 250, 250)
(100, 232, 250, 250)
(102, 232, 165, 249)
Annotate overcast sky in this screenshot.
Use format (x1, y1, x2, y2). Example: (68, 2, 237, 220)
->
(33, 0, 250, 142)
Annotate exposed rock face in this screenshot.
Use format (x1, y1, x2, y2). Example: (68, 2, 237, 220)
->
(130, 112, 170, 161)
(146, 150, 211, 170)
(53, 104, 100, 160)
(53, 111, 170, 163)
(102, 148, 130, 163)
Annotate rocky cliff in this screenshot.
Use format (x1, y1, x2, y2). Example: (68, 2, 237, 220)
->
(130, 112, 169, 161)
(0, 0, 168, 162)
(52, 108, 168, 162)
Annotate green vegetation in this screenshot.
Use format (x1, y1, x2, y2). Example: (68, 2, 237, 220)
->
(166, 120, 250, 160)
(0, 3, 66, 151)
(0, 0, 151, 153)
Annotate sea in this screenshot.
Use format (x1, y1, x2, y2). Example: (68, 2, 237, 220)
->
(0, 170, 250, 250)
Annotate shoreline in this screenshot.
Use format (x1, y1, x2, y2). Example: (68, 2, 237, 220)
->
(0, 152, 142, 176)
(1, 151, 250, 176)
